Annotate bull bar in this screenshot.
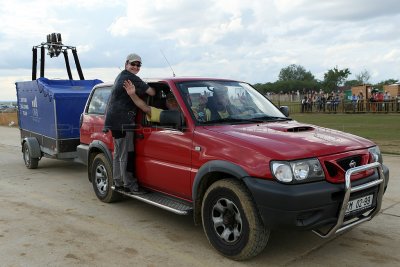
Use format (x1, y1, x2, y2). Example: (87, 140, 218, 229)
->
(313, 161, 385, 238)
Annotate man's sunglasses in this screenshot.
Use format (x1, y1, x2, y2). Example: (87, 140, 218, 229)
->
(129, 62, 142, 67)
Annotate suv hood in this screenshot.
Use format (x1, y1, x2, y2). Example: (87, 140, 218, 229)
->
(204, 120, 375, 159)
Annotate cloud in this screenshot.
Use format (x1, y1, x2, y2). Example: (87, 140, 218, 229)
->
(0, 0, 399, 100)
(280, 0, 400, 21)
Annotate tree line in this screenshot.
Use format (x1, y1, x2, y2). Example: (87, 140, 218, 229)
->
(253, 64, 398, 94)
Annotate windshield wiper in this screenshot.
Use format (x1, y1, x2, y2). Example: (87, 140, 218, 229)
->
(201, 117, 261, 124)
(199, 116, 291, 125)
(251, 116, 292, 121)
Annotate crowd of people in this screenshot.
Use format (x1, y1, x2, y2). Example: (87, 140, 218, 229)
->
(296, 91, 400, 113)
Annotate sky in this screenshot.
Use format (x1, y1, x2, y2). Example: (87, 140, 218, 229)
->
(1, 0, 400, 101)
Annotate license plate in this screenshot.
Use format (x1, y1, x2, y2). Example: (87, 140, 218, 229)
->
(345, 194, 373, 215)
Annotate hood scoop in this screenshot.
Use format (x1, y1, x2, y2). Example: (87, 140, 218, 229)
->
(267, 124, 315, 132)
(287, 126, 314, 132)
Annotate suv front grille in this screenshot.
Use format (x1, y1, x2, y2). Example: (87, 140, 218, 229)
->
(321, 150, 374, 183)
(337, 155, 363, 171)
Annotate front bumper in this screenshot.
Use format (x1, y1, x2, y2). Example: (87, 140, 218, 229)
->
(244, 163, 389, 234)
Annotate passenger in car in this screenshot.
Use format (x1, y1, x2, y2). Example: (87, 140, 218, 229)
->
(123, 80, 179, 123)
(194, 87, 239, 121)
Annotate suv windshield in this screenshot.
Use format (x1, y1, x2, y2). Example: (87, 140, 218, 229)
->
(177, 80, 290, 124)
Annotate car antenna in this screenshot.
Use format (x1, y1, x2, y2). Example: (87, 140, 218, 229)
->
(160, 49, 176, 77)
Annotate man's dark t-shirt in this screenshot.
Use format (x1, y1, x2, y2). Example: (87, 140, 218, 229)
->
(104, 70, 149, 135)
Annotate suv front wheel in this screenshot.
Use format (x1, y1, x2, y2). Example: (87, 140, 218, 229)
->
(201, 179, 270, 260)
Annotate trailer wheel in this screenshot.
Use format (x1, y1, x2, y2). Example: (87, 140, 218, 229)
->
(201, 179, 270, 260)
(23, 142, 39, 169)
(91, 153, 121, 203)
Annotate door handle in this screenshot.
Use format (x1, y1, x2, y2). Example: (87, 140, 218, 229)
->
(136, 133, 144, 139)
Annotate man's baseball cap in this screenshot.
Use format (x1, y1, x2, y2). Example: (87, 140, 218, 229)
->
(126, 53, 142, 63)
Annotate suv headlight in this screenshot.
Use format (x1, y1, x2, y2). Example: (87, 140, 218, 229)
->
(271, 158, 325, 184)
(368, 146, 382, 164)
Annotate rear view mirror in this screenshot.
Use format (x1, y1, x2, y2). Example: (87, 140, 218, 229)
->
(279, 106, 289, 117)
(159, 110, 183, 129)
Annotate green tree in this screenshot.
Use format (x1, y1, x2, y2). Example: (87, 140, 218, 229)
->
(278, 64, 315, 81)
(344, 80, 360, 87)
(323, 67, 351, 91)
(374, 79, 399, 90)
(254, 65, 320, 94)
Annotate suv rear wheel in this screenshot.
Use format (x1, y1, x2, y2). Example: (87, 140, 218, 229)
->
(201, 179, 270, 260)
(91, 153, 121, 203)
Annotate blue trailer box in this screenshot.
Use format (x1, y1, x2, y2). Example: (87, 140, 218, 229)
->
(16, 78, 103, 159)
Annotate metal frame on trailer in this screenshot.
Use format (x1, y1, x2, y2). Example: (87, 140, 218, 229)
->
(31, 33, 84, 81)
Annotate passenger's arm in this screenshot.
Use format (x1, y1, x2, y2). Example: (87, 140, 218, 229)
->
(146, 86, 156, 96)
(123, 80, 151, 116)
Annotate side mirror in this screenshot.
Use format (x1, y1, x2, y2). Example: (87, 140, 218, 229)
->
(279, 106, 289, 117)
(159, 110, 183, 129)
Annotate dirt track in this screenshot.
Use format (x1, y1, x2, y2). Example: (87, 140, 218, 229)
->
(0, 126, 399, 266)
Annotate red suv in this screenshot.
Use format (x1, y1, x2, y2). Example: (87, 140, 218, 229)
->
(78, 77, 389, 260)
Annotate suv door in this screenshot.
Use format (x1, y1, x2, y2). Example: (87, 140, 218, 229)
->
(134, 83, 193, 200)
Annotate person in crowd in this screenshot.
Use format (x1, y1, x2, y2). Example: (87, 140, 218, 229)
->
(332, 93, 340, 113)
(369, 92, 376, 112)
(357, 91, 364, 111)
(376, 91, 384, 112)
(326, 93, 334, 112)
(397, 94, 400, 112)
(320, 93, 326, 112)
(301, 96, 307, 113)
(351, 93, 358, 112)
(383, 91, 391, 113)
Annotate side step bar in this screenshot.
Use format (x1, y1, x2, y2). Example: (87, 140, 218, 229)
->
(112, 186, 193, 215)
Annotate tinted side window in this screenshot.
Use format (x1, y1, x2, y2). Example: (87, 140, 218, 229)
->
(87, 87, 112, 115)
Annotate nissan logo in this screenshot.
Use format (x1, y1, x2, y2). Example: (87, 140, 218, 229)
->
(349, 160, 357, 168)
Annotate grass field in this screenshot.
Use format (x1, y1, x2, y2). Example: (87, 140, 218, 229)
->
(0, 112, 17, 127)
(291, 113, 400, 155)
(1, 112, 399, 154)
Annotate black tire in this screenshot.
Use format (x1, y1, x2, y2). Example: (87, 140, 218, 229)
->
(91, 153, 121, 203)
(202, 179, 270, 260)
(23, 142, 39, 169)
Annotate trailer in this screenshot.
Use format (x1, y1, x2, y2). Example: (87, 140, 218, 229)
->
(16, 78, 102, 168)
(15, 33, 103, 168)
